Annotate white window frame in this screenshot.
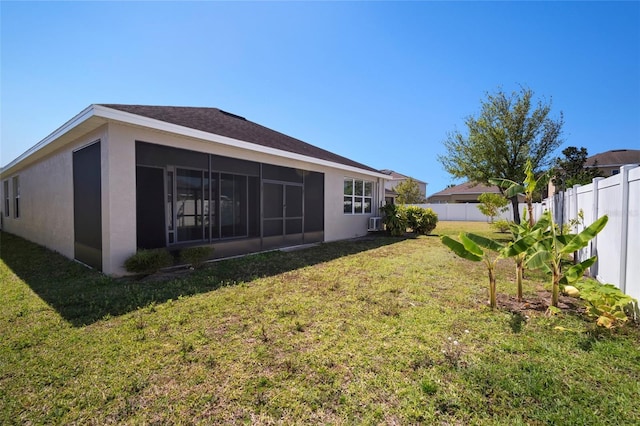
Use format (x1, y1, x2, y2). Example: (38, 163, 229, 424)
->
(343, 177, 373, 215)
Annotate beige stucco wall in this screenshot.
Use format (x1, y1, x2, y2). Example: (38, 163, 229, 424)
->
(101, 124, 137, 275)
(0, 127, 107, 260)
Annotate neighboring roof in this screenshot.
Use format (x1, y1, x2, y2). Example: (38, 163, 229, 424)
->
(379, 169, 427, 184)
(2, 104, 386, 178)
(585, 149, 640, 167)
(428, 181, 501, 197)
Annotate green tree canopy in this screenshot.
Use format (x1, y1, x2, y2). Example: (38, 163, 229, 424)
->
(395, 178, 426, 204)
(438, 87, 564, 223)
(552, 146, 602, 191)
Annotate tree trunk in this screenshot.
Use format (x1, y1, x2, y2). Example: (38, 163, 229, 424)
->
(488, 267, 497, 310)
(511, 196, 521, 224)
(551, 264, 560, 307)
(516, 261, 523, 302)
(527, 201, 535, 227)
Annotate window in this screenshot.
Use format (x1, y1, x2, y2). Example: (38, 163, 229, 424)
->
(344, 178, 373, 214)
(12, 176, 20, 219)
(3, 180, 8, 217)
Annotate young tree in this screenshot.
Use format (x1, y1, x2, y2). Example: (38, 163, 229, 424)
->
(477, 193, 509, 223)
(552, 146, 602, 191)
(439, 87, 564, 223)
(394, 178, 426, 204)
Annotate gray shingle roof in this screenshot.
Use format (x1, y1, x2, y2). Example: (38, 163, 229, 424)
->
(586, 149, 640, 167)
(429, 181, 501, 197)
(99, 104, 380, 173)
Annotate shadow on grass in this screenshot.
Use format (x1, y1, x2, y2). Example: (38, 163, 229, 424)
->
(0, 231, 406, 327)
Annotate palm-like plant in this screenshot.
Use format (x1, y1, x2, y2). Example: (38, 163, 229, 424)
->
(490, 159, 544, 227)
(441, 233, 504, 309)
(502, 210, 551, 301)
(508, 211, 608, 307)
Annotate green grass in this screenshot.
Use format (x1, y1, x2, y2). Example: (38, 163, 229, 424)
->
(2, 222, 639, 424)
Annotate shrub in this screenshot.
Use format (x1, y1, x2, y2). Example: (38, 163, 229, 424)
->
(405, 206, 438, 235)
(180, 246, 214, 269)
(381, 203, 408, 237)
(574, 280, 638, 328)
(124, 249, 174, 274)
(491, 219, 511, 233)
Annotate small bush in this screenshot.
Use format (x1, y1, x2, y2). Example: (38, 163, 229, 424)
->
(575, 280, 638, 329)
(180, 246, 214, 269)
(491, 219, 511, 233)
(124, 249, 174, 274)
(381, 203, 408, 236)
(405, 206, 438, 235)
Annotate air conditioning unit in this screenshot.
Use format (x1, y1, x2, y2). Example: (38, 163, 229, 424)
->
(368, 216, 382, 231)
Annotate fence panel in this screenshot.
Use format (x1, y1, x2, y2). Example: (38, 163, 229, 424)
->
(414, 202, 539, 222)
(625, 167, 640, 300)
(549, 165, 639, 301)
(595, 175, 624, 286)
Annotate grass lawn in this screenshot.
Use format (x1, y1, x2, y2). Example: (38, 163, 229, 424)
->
(1, 222, 639, 424)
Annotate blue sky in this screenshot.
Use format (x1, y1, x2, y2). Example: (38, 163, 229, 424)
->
(2, 1, 638, 195)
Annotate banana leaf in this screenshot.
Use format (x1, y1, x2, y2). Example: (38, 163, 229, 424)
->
(560, 215, 608, 254)
(464, 233, 504, 253)
(525, 242, 553, 272)
(441, 235, 483, 262)
(459, 233, 485, 257)
(559, 256, 597, 285)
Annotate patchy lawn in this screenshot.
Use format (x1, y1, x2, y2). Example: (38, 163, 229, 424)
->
(1, 223, 639, 424)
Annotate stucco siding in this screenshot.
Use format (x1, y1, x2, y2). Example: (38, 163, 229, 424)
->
(0, 127, 107, 260)
(102, 124, 137, 275)
(324, 171, 382, 242)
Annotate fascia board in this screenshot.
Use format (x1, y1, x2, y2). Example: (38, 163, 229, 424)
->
(1, 105, 97, 176)
(93, 105, 389, 180)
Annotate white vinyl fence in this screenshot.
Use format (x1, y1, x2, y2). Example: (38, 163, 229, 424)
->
(415, 164, 639, 300)
(411, 202, 544, 223)
(547, 164, 639, 301)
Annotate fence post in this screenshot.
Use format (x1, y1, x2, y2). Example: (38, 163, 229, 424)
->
(590, 177, 603, 279)
(571, 185, 580, 231)
(618, 165, 634, 294)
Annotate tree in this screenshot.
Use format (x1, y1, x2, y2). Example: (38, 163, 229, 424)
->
(394, 178, 426, 204)
(552, 146, 602, 191)
(439, 87, 564, 223)
(477, 193, 509, 223)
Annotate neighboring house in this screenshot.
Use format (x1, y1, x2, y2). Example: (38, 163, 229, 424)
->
(427, 181, 523, 203)
(379, 169, 427, 204)
(585, 149, 640, 177)
(0, 104, 388, 275)
(548, 148, 640, 194)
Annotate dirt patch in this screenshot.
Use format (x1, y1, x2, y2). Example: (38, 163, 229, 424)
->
(497, 291, 586, 316)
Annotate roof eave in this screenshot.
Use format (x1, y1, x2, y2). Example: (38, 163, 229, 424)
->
(1, 105, 105, 176)
(94, 105, 389, 179)
(2, 104, 388, 180)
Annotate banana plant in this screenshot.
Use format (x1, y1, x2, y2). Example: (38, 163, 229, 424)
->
(490, 159, 545, 227)
(508, 211, 608, 307)
(441, 233, 504, 309)
(502, 210, 551, 301)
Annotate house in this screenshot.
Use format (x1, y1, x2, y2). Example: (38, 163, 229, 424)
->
(379, 169, 427, 204)
(0, 104, 388, 275)
(427, 181, 521, 203)
(585, 149, 640, 177)
(548, 148, 640, 194)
